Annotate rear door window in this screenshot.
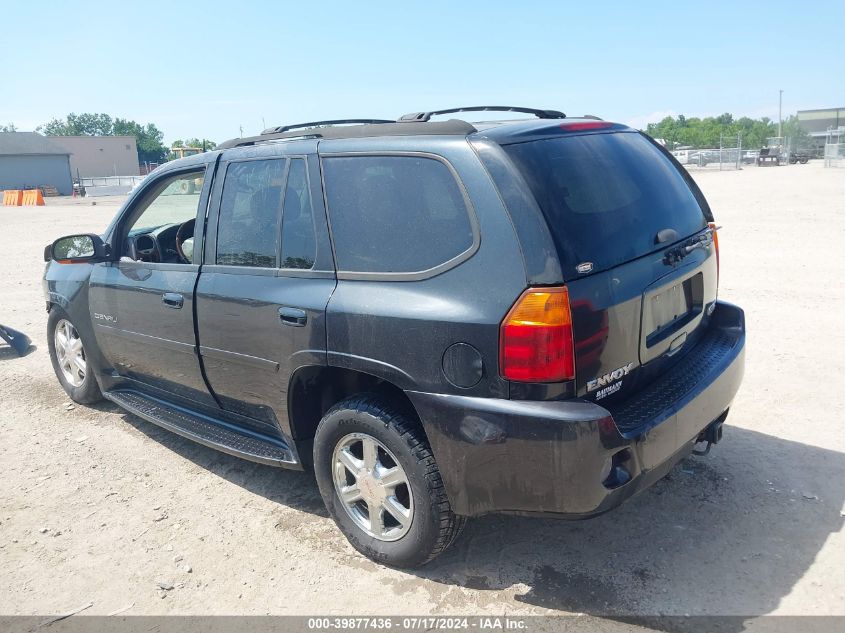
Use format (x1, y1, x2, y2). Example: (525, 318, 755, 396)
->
(216, 159, 285, 268)
(322, 155, 474, 275)
(503, 132, 707, 275)
(280, 158, 316, 270)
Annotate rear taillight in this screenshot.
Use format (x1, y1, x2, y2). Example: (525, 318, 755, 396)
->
(709, 222, 720, 283)
(499, 287, 575, 382)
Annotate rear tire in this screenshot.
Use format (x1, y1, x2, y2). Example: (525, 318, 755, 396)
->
(47, 308, 102, 404)
(313, 394, 465, 568)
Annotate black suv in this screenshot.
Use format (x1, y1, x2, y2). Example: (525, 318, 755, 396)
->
(43, 106, 745, 568)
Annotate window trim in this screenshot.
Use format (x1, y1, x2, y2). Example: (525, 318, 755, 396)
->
(319, 151, 481, 282)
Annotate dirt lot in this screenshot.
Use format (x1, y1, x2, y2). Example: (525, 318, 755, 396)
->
(1, 162, 843, 619)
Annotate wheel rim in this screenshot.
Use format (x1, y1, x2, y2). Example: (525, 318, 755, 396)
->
(54, 319, 86, 387)
(332, 432, 414, 542)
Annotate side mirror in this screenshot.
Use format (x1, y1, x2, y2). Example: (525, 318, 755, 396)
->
(45, 234, 110, 263)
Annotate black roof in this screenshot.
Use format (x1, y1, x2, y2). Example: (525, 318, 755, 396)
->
(0, 132, 70, 156)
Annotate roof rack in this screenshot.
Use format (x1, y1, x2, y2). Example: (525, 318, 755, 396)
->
(261, 119, 394, 135)
(218, 119, 478, 150)
(399, 106, 566, 123)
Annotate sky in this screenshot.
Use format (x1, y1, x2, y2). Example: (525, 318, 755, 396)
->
(1, 0, 842, 144)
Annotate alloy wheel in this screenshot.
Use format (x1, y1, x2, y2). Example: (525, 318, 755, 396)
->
(332, 432, 414, 541)
(54, 319, 86, 387)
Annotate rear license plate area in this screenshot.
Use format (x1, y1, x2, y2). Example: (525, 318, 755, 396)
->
(645, 272, 703, 347)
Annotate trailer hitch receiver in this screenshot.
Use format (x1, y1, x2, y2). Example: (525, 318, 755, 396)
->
(692, 412, 727, 457)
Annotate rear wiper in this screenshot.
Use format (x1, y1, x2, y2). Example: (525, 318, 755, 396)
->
(664, 226, 720, 265)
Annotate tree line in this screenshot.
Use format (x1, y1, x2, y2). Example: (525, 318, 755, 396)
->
(645, 113, 809, 150)
(1, 113, 216, 164)
(5, 111, 813, 160)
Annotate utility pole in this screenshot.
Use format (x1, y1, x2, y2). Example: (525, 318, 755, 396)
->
(778, 89, 784, 139)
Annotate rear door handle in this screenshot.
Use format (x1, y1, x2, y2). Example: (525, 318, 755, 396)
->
(279, 306, 307, 327)
(162, 293, 184, 309)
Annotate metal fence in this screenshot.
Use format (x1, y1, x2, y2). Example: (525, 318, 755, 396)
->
(825, 143, 844, 168)
(80, 176, 146, 188)
(79, 175, 146, 197)
(672, 134, 743, 170)
(824, 129, 844, 168)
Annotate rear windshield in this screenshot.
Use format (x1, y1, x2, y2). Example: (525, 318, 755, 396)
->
(503, 131, 707, 275)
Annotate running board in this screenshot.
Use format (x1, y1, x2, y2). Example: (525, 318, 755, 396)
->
(103, 390, 297, 467)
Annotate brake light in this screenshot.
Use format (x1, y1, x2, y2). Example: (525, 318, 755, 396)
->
(560, 121, 613, 132)
(500, 287, 575, 382)
(709, 222, 720, 283)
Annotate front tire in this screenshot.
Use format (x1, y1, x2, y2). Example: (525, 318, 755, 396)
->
(47, 308, 102, 404)
(313, 394, 465, 568)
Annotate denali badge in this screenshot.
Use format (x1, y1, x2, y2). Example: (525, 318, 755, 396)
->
(576, 262, 594, 274)
(93, 313, 117, 323)
(587, 362, 635, 393)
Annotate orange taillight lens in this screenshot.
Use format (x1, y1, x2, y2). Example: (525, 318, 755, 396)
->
(709, 222, 720, 283)
(499, 287, 575, 382)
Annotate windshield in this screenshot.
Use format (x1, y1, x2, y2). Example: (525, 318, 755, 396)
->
(503, 131, 707, 276)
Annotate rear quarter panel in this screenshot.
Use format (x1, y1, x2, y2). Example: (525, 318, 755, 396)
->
(320, 136, 528, 397)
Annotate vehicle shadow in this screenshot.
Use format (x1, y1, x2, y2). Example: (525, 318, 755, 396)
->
(97, 401, 328, 517)
(413, 426, 844, 627)
(103, 404, 843, 626)
(0, 343, 36, 359)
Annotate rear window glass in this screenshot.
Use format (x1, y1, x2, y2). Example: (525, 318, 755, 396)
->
(503, 132, 707, 275)
(322, 155, 474, 274)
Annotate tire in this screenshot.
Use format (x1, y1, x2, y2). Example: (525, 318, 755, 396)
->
(47, 308, 102, 404)
(313, 394, 465, 568)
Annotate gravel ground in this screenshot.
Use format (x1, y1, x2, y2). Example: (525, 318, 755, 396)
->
(0, 162, 843, 619)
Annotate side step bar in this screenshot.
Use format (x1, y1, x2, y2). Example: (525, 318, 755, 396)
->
(104, 390, 297, 467)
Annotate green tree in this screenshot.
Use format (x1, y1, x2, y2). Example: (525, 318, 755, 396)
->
(40, 112, 113, 136)
(112, 118, 166, 163)
(38, 112, 167, 163)
(0, 123, 17, 132)
(781, 115, 811, 150)
(645, 113, 776, 150)
(171, 138, 217, 150)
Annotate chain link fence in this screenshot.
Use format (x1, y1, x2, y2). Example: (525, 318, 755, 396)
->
(824, 130, 843, 168)
(825, 143, 844, 167)
(672, 134, 743, 170)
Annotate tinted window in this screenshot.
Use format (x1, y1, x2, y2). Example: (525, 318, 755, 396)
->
(216, 160, 285, 267)
(322, 155, 473, 274)
(280, 159, 316, 270)
(503, 132, 707, 275)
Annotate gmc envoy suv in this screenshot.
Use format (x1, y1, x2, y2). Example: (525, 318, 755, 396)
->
(43, 106, 745, 568)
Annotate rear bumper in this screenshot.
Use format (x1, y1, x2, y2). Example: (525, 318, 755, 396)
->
(408, 301, 745, 518)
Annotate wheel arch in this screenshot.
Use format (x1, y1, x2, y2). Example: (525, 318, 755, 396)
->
(287, 365, 426, 467)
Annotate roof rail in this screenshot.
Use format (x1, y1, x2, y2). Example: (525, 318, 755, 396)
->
(399, 106, 566, 123)
(217, 119, 478, 150)
(261, 119, 394, 135)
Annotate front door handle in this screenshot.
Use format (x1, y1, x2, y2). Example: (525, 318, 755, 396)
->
(162, 293, 184, 309)
(279, 306, 307, 327)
